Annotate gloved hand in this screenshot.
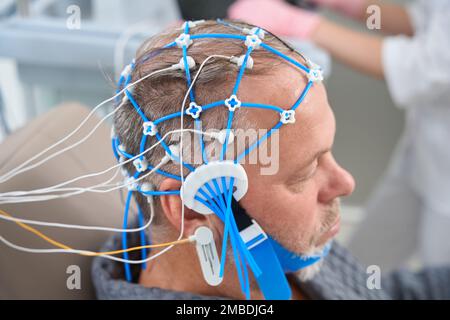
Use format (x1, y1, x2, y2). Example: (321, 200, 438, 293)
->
(228, 0, 322, 40)
(312, 0, 367, 18)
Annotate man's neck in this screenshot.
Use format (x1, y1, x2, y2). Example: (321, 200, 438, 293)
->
(138, 245, 306, 300)
(289, 274, 306, 300)
(138, 245, 215, 296)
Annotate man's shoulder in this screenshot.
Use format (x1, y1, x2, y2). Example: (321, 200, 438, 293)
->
(91, 234, 392, 300)
(91, 231, 227, 300)
(300, 242, 392, 300)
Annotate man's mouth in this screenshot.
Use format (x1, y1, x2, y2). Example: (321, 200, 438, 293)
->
(316, 215, 341, 246)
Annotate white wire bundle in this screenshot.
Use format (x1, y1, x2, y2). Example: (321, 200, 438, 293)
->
(166, 54, 233, 261)
(0, 63, 178, 185)
(0, 188, 159, 264)
(0, 127, 213, 204)
(0, 54, 233, 263)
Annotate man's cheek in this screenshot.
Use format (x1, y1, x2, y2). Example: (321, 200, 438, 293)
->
(295, 204, 321, 239)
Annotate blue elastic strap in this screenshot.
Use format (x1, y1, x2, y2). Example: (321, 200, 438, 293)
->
(195, 191, 248, 295)
(111, 139, 120, 161)
(122, 191, 133, 282)
(247, 237, 292, 300)
(114, 27, 319, 290)
(135, 201, 148, 270)
(219, 178, 235, 277)
(270, 237, 333, 273)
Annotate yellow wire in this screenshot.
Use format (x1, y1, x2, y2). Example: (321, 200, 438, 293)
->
(0, 208, 191, 257)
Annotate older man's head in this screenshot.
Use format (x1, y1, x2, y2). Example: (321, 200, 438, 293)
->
(114, 20, 355, 299)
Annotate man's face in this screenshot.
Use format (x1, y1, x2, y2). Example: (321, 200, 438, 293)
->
(238, 62, 355, 256)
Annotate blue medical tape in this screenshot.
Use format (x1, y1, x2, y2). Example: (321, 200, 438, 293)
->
(241, 102, 285, 113)
(219, 177, 235, 278)
(248, 236, 292, 300)
(270, 237, 333, 273)
(292, 80, 313, 111)
(112, 139, 120, 161)
(115, 137, 182, 181)
(182, 45, 195, 102)
(153, 100, 224, 125)
(125, 89, 149, 123)
(154, 132, 195, 172)
(232, 46, 253, 95)
(135, 201, 147, 270)
(195, 192, 247, 295)
(122, 190, 133, 282)
(139, 190, 181, 196)
(114, 23, 321, 289)
(190, 33, 247, 41)
(230, 198, 291, 300)
(236, 121, 283, 163)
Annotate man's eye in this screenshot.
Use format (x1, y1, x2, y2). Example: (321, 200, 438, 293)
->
(307, 164, 318, 178)
(287, 163, 317, 190)
(287, 174, 311, 193)
(302, 161, 318, 180)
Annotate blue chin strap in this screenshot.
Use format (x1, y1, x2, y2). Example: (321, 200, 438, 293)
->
(230, 198, 331, 300)
(270, 237, 332, 273)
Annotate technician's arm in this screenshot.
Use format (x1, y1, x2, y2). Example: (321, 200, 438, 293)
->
(310, 19, 385, 79)
(229, 0, 411, 79)
(314, 0, 414, 36)
(309, 0, 417, 78)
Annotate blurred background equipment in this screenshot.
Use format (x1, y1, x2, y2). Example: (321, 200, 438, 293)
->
(0, 0, 180, 125)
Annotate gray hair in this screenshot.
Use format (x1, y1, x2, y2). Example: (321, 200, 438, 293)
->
(114, 20, 295, 227)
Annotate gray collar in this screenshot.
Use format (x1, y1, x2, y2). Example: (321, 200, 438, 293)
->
(91, 231, 391, 300)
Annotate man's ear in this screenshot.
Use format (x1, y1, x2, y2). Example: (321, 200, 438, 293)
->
(158, 178, 209, 238)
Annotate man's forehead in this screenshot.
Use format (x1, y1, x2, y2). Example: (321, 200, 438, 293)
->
(239, 63, 309, 110)
(279, 83, 333, 160)
(239, 64, 328, 134)
(237, 64, 334, 176)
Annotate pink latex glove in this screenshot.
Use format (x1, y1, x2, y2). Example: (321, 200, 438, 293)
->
(313, 0, 367, 18)
(228, 0, 321, 40)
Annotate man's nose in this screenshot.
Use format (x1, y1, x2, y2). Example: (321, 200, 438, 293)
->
(335, 165, 356, 197)
(319, 158, 356, 203)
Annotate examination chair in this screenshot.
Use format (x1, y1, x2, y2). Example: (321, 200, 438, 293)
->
(0, 104, 122, 299)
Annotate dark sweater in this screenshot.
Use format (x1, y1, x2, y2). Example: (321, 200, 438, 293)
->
(92, 231, 450, 300)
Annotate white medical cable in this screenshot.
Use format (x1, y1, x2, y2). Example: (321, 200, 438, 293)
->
(0, 65, 176, 185)
(0, 193, 161, 264)
(0, 135, 195, 203)
(0, 54, 233, 263)
(162, 54, 233, 261)
(114, 20, 156, 81)
(0, 207, 153, 234)
(0, 167, 121, 202)
(0, 129, 215, 203)
(0, 171, 152, 234)
(0, 100, 127, 185)
(0, 128, 215, 199)
(0, 55, 231, 208)
(0, 142, 167, 204)
(0, 181, 194, 264)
